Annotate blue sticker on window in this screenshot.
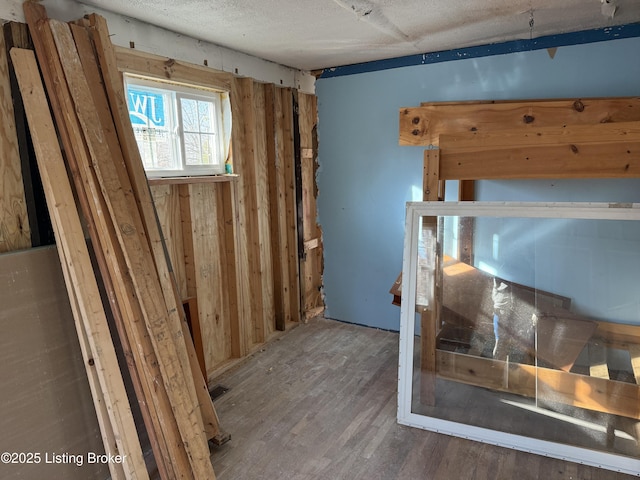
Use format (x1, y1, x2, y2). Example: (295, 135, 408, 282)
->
(127, 88, 165, 127)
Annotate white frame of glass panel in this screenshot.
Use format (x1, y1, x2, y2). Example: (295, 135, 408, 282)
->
(398, 201, 640, 476)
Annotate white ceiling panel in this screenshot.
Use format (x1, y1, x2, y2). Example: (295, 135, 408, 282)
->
(78, 0, 640, 71)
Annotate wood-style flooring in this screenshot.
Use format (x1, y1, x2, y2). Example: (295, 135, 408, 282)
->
(210, 317, 638, 479)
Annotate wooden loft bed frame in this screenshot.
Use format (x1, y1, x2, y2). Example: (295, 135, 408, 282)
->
(394, 97, 640, 420)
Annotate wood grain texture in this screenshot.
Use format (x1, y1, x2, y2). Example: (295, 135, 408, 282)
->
(298, 92, 323, 317)
(210, 317, 637, 479)
(0, 31, 30, 253)
(46, 16, 212, 478)
(11, 46, 147, 479)
(400, 97, 640, 146)
(89, 12, 224, 455)
(115, 46, 233, 92)
(440, 141, 640, 180)
(267, 84, 289, 329)
(280, 87, 301, 323)
(189, 183, 230, 368)
(151, 184, 188, 299)
(23, 8, 175, 477)
(229, 76, 256, 353)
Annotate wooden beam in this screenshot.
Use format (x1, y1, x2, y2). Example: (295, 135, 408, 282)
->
(115, 45, 232, 91)
(419, 149, 441, 407)
(232, 76, 266, 346)
(282, 88, 302, 323)
(436, 349, 640, 420)
(298, 92, 323, 317)
(11, 46, 148, 480)
(253, 82, 276, 338)
(49, 18, 214, 478)
(266, 83, 288, 330)
(219, 181, 245, 359)
(588, 338, 610, 379)
(0, 29, 30, 253)
(439, 140, 640, 180)
(399, 97, 640, 146)
(24, 9, 181, 476)
(88, 13, 224, 446)
(629, 344, 640, 386)
(440, 121, 640, 150)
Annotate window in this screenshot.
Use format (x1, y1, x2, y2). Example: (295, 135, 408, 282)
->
(124, 74, 230, 177)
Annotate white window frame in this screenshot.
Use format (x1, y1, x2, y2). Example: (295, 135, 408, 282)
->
(399, 201, 640, 476)
(124, 73, 229, 178)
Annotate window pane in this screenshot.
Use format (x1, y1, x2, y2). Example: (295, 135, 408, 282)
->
(181, 98, 199, 132)
(180, 96, 219, 167)
(126, 86, 178, 170)
(405, 209, 640, 468)
(133, 127, 178, 170)
(183, 132, 201, 165)
(198, 100, 215, 133)
(200, 134, 215, 165)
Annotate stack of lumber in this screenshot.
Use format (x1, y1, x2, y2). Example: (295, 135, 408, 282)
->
(9, 2, 223, 479)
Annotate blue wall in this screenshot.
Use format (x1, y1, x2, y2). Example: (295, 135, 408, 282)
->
(315, 37, 640, 331)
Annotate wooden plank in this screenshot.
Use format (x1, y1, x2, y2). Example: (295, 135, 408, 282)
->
(440, 121, 640, 151)
(423, 149, 442, 201)
(148, 174, 237, 186)
(419, 149, 441, 406)
(265, 83, 287, 330)
(436, 349, 640, 420)
(292, 90, 305, 310)
(115, 45, 233, 92)
(3, 22, 40, 247)
(298, 92, 322, 316)
(68, 22, 191, 479)
(588, 338, 610, 379)
(24, 9, 180, 476)
(219, 181, 245, 359)
(229, 76, 257, 348)
(11, 46, 148, 479)
(0, 30, 30, 253)
(281, 87, 302, 323)
(629, 344, 640, 385)
(48, 19, 214, 479)
(179, 184, 198, 299)
(596, 320, 640, 346)
(183, 296, 207, 379)
(188, 183, 229, 369)
(88, 12, 223, 448)
(439, 140, 640, 180)
(304, 237, 320, 252)
(457, 180, 475, 264)
(399, 97, 640, 146)
(233, 77, 266, 345)
(253, 81, 276, 338)
(151, 184, 188, 299)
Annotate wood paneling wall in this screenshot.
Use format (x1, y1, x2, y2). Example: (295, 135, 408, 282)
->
(120, 48, 322, 381)
(0, 23, 323, 383)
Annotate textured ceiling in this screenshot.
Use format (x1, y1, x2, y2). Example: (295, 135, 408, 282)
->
(79, 0, 640, 71)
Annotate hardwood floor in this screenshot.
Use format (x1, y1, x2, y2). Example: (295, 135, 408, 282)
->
(209, 317, 638, 479)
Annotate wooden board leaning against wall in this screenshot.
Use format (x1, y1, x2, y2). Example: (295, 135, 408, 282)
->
(115, 47, 324, 382)
(0, 20, 323, 385)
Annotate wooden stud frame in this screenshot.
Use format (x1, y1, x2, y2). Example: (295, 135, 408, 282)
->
(398, 201, 640, 476)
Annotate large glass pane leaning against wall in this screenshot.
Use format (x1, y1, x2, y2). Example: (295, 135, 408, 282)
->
(398, 202, 640, 476)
